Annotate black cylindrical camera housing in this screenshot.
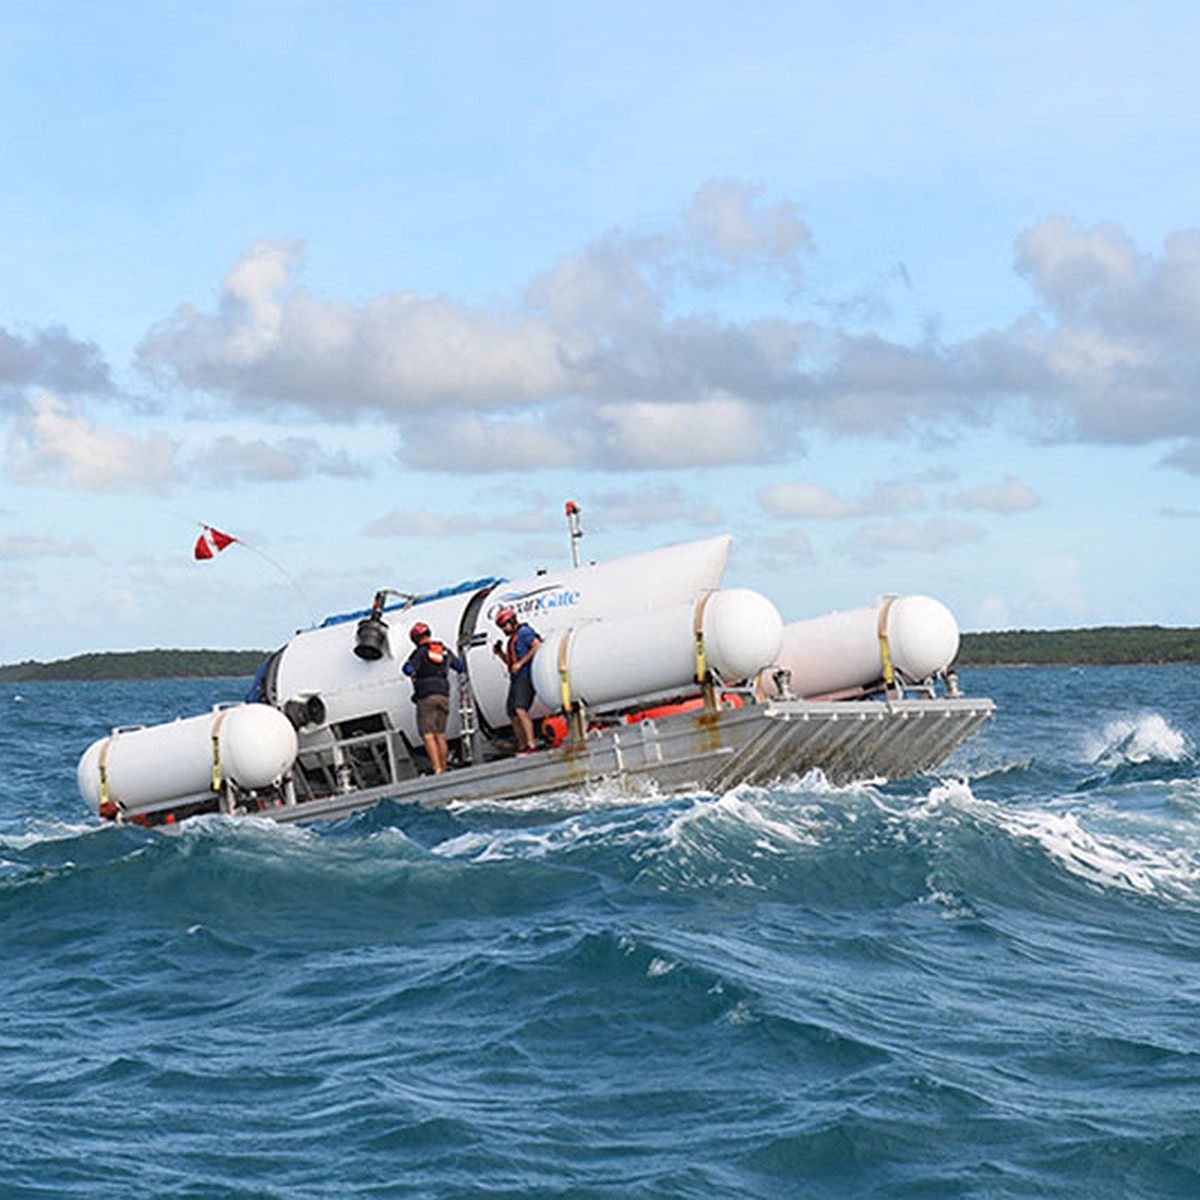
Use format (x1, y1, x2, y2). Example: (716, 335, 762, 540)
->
(354, 616, 389, 660)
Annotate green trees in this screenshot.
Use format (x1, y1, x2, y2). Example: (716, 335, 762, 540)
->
(0, 649, 267, 682)
(957, 626, 1200, 667)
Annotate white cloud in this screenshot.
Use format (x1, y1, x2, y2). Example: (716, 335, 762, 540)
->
(758, 478, 925, 519)
(1160, 440, 1200, 476)
(951, 475, 1040, 512)
(364, 509, 489, 538)
(398, 412, 583, 472)
(759, 480, 857, 519)
(680, 178, 813, 277)
(743, 529, 817, 574)
(133, 182, 825, 466)
(0, 325, 111, 400)
(139, 239, 576, 412)
(1015, 217, 1145, 314)
(5, 394, 178, 492)
(1008, 218, 1200, 442)
(189, 434, 370, 483)
(842, 517, 984, 565)
(362, 483, 722, 539)
(586, 483, 724, 529)
(398, 395, 776, 472)
(363, 504, 555, 539)
(594, 395, 775, 468)
(132, 194, 1200, 474)
(863, 480, 927, 513)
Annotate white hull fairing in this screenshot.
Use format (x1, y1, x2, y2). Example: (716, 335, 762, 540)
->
(77, 534, 994, 827)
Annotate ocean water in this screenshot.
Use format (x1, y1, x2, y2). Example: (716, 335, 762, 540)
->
(2, 666, 1199, 1199)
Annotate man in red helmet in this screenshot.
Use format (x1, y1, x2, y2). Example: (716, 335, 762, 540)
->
(403, 622, 466, 773)
(493, 608, 541, 753)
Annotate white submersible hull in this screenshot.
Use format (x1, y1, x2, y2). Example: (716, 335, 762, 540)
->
(77, 534, 995, 826)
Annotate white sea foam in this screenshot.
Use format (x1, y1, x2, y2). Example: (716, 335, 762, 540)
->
(774, 768, 885, 798)
(438, 781, 840, 886)
(175, 811, 316, 843)
(645, 788, 822, 871)
(445, 777, 663, 817)
(435, 811, 647, 863)
(0, 818, 104, 851)
(912, 777, 1200, 904)
(1084, 712, 1192, 767)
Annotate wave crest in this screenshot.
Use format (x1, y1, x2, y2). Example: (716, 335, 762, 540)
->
(1086, 713, 1193, 768)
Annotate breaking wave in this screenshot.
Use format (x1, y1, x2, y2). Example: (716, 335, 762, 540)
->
(1085, 711, 1194, 768)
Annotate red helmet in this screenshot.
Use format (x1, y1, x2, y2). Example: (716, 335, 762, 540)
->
(495, 607, 517, 628)
(409, 621, 431, 643)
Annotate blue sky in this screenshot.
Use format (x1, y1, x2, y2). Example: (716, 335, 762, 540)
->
(2, 1, 1198, 661)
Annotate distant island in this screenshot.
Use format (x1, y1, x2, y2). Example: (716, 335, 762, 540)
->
(1, 626, 1198, 681)
(0, 649, 268, 682)
(955, 625, 1200, 667)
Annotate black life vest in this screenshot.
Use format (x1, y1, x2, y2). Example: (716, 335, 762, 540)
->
(409, 641, 452, 699)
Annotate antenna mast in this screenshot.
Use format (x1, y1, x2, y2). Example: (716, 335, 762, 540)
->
(565, 500, 583, 568)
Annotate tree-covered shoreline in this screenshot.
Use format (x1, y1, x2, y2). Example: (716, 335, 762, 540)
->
(955, 625, 1200, 668)
(0, 649, 268, 682)
(2, 626, 1198, 682)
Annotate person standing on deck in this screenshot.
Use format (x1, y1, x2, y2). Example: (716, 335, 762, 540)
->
(493, 608, 541, 753)
(403, 622, 466, 774)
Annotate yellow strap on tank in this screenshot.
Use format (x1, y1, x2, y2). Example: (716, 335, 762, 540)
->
(98, 735, 114, 806)
(877, 597, 897, 687)
(693, 591, 715, 684)
(557, 631, 573, 713)
(211, 710, 230, 792)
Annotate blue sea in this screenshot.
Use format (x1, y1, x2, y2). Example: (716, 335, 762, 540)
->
(3, 666, 1199, 1198)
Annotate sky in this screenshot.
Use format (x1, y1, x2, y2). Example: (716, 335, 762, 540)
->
(2, 0, 1198, 662)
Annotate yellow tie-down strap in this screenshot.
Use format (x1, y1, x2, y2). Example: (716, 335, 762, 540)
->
(557, 630, 574, 713)
(210, 710, 230, 792)
(98, 735, 115, 807)
(693, 590, 715, 685)
(876, 596, 897, 686)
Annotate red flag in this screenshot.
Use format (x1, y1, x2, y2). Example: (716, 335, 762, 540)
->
(194, 525, 238, 561)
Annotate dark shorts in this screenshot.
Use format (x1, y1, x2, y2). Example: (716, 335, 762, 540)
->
(506, 673, 535, 719)
(416, 693, 450, 736)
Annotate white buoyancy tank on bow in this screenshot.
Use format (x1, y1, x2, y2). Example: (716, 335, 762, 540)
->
(77, 703, 299, 814)
(531, 588, 783, 713)
(271, 534, 735, 738)
(761, 594, 961, 699)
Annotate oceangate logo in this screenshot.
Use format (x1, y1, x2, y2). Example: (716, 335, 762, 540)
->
(487, 584, 581, 624)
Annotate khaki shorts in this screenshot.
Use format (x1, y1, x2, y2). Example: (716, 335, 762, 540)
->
(416, 693, 450, 736)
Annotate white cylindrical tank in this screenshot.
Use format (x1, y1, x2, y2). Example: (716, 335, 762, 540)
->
(762, 594, 960, 699)
(78, 703, 299, 814)
(466, 534, 733, 725)
(531, 588, 783, 712)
